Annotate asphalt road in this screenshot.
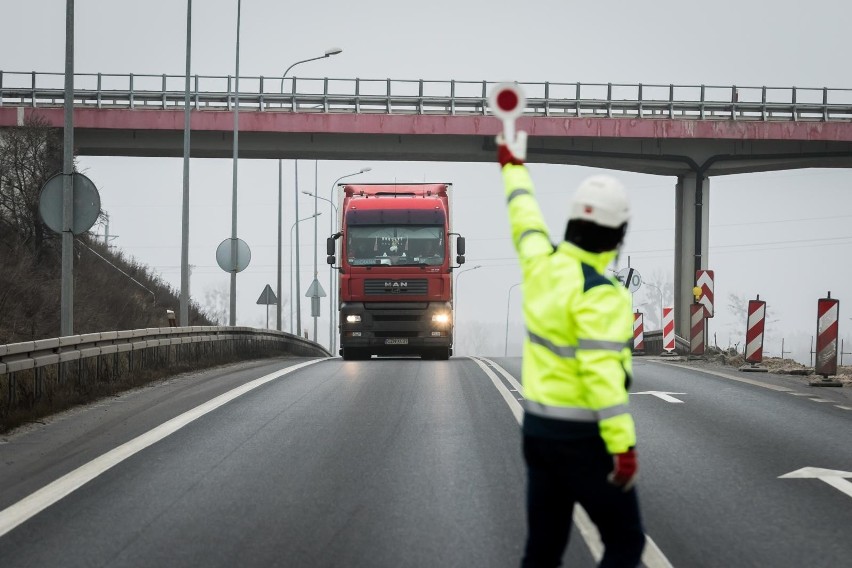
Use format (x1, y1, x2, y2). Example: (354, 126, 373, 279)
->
(490, 356, 852, 567)
(0, 355, 849, 567)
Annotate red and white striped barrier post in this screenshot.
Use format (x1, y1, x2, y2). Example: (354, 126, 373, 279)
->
(813, 292, 841, 386)
(696, 270, 715, 318)
(633, 311, 645, 355)
(662, 307, 675, 354)
(690, 304, 705, 356)
(745, 296, 766, 365)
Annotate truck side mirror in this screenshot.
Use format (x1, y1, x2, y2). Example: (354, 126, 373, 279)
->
(326, 237, 336, 256)
(456, 236, 466, 256)
(456, 255, 465, 265)
(327, 255, 336, 265)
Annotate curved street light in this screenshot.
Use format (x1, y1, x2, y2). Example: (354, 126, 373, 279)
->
(280, 47, 343, 93)
(319, 168, 371, 354)
(289, 212, 321, 334)
(302, 190, 337, 352)
(276, 47, 343, 331)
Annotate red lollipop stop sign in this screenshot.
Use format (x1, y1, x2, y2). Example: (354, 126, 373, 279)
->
(489, 82, 526, 143)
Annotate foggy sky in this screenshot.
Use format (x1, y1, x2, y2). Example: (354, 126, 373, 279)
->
(3, 0, 851, 363)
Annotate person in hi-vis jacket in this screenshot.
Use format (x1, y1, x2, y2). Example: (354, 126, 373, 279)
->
(498, 131, 646, 568)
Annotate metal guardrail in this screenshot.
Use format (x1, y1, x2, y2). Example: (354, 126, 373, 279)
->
(0, 325, 329, 375)
(0, 326, 330, 425)
(2, 71, 852, 122)
(637, 330, 690, 355)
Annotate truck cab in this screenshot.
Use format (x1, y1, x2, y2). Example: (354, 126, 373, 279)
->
(327, 183, 464, 360)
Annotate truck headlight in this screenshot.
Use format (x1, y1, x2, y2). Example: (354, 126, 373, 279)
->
(432, 313, 450, 324)
(346, 314, 361, 323)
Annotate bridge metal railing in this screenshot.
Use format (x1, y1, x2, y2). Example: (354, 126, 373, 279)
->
(0, 326, 331, 419)
(2, 71, 852, 122)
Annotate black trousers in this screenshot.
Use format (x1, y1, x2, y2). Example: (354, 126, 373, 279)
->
(521, 435, 646, 568)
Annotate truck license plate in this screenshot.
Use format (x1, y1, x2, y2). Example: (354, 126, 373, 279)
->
(385, 338, 408, 345)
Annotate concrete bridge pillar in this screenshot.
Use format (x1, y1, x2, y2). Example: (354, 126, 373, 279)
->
(674, 173, 709, 340)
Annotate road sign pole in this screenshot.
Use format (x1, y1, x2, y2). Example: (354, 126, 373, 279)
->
(60, 0, 75, 337)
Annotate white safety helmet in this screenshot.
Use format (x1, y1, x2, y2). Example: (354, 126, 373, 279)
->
(568, 175, 630, 228)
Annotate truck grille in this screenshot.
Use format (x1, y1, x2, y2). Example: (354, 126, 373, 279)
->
(364, 279, 428, 296)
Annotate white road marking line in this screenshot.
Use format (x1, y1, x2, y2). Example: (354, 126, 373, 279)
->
(657, 362, 793, 392)
(787, 392, 812, 396)
(469, 357, 523, 424)
(808, 399, 833, 403)
(632, 391, 686, 403)
(835, 406, 852, 411)
(780, 467, 852, 500)
(0, 358, 326, 539)
(477, 356, 524, 395)
(469, 357, 674, 568)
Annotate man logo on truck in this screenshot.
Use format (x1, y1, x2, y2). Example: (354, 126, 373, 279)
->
(385, 281, 408, 293)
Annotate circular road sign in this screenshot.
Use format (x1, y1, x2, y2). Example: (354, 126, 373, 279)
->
(616, 267, 642, 293)
(38, 172, 101, 235)
(216, 237, 251, 273)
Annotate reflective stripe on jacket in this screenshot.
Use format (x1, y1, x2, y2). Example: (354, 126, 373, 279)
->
(503, 164, 636, 454)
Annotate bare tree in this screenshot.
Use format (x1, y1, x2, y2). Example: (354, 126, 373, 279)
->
(201, 284, 230, 325)
(0, 115, 64, 257)
(633, 269, 673, 330)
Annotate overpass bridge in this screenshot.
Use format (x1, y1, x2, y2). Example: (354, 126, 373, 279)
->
(3, 70, 852, 335)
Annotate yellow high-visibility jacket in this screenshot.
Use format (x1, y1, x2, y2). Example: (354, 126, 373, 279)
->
(503, 164, 636, 454)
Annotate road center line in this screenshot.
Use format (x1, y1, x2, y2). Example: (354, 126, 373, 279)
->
(0, 358, 326, 539)
(470, 357, 674, 568)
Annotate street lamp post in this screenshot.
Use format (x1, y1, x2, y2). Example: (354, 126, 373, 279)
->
(290, 212, 321, 334)
(228, 0, 242, 326)
(276, 48, 342, 331)
(505, 282, 521, 356)
(454, 265, 482, 355)
(302, 190, 337, 351)
(313, 161, 319, 343)
(179, 0, 192, 326)
(324, 167, 371, 354)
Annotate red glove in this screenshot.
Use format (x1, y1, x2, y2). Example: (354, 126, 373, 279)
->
(496, 131, 527, 167)
(608, 448, 638, 491)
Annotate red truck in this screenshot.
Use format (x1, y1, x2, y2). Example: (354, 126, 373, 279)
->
(326, 183, 465, 360)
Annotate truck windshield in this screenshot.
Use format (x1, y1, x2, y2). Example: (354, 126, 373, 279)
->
(346, 225, 445, 266)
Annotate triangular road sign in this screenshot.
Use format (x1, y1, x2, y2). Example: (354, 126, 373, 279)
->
(256, 284, 278, 305)
(305, 278, 327, 298)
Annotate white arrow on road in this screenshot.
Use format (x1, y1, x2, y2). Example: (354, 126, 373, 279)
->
(779, 467, 852, 499)
(632, 391, 686, 403)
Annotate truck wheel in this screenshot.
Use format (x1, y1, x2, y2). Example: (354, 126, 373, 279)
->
(435, 348, 450, 360)
(342, 348, 357, 361)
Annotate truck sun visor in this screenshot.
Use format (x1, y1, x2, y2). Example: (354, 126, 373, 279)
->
(346, 209, 446, 225)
